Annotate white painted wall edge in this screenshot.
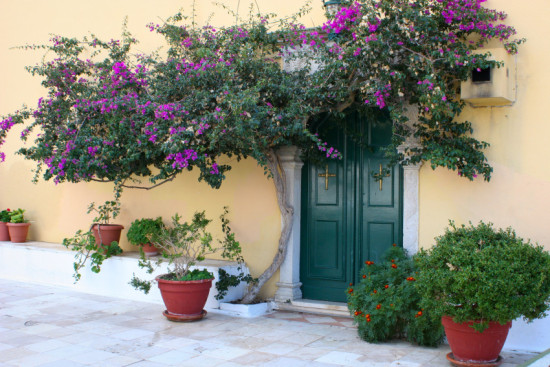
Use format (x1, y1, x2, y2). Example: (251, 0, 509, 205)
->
(0, 241, 246, 313)
(0, 241, 548, 352)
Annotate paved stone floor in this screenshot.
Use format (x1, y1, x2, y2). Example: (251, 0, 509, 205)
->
(0, 279, 537, 367)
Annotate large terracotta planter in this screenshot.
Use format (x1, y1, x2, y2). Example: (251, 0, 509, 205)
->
(157, 275, 213, 322)
(442, 315, 512, 365)
(6, 222, 31, 243)
(92, 224, 124, 247)
(0, 222, 10, 241)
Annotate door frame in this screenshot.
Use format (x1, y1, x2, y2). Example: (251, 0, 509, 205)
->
(274, 145, 421, 303)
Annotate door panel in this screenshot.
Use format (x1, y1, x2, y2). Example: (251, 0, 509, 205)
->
(301, 110, 402, 302)
(310, 220, 343, 278)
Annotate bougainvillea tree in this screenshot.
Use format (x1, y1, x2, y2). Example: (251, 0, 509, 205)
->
(0, 0, 523, 302)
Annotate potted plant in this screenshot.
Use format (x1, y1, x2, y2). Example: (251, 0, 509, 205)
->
(130, 208, 244, 322)
(126, 217, 164, 256)
(0, 208, 11, 241)
(88, 200, 124, 247)
(415, 221, 550, 366)
(6, 208, 31, 243)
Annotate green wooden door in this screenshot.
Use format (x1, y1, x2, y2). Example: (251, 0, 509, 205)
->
(300, 110, 402, 302)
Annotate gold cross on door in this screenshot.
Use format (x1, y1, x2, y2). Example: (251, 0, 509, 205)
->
(318, 164, 336, 190)
(373, 164, 391, 191)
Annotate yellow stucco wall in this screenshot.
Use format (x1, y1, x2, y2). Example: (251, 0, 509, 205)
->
(1, 0, 549, 300)
(418, 0, 550, 251)
(0, 0, 323, 299)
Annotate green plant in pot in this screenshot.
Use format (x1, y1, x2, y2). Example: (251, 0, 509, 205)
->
(0, 208, 11, 241)
(127, 217, 164, 256)
(88, 200, 124, 247)
(6, 208, 31, 243)
(130, 208, 245, 321)
(415, 221, 550, 366)
(63, 198, 124, 282)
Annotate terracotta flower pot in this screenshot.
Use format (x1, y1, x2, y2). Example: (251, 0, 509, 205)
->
(6, 222, 31, 243)
(0, 222, 10, 241)
(442, 315, 512, 365)
(141, 243, 159, 256)
(92, 224, 124, 247)
(157, 275, 213, 322)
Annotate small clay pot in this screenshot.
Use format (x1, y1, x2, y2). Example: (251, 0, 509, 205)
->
(6, 222, 31, 243)
(92, 224, 124, 246)
(0, 222, 10, 241)
(141, 243, 159, 256)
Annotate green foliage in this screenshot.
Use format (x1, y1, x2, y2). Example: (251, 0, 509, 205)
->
(62, 229, 123, 281)
(0, 209, 12, 222)
(126, 217, 164, 245)
(130, 207, 251, 297)
(215, 207, 257, 300)
(8, 208, 27, 223)
(347, 245, 444, 347)
(415, 221, 550, 332)
(160, 269, 214, 281)
(0, 1, 525, 189)
(87, 200, 120, 224)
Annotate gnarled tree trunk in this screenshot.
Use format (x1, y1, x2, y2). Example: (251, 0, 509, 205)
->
(240, 148, 294, 304)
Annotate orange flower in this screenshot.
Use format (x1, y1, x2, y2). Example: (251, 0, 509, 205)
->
(349, 283, 353, 286)
(392, 243, 396, 247)
(373, 290, 377, 294)
(384, 285, 389, 289)
(362, 274, 366, 279)
(348, 288, 354, 294)
(365, 260, 374, 266)
(391, 264, 397, 269)
(376, 304, 381, 309)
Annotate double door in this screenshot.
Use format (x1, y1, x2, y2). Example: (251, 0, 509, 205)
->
(300, 110, 403, 302)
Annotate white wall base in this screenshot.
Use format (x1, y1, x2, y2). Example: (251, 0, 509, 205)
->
(0, 241, 246, 313)
(504, 317, 550, 353)
(219, 301, 275, 318)
(1, 241, 547, 352)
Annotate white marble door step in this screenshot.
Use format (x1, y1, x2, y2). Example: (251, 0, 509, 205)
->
(276, 298, 351, 317)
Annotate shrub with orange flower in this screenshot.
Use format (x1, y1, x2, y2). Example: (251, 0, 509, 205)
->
(346, 246, 443, 347)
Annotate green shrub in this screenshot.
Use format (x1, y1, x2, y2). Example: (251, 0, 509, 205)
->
(415, 221, 550, 332)
(0, 209, 11, 222)
(347, 245, 444, 347)
(8, 208, 27, 223)
(127, 217, 164, 245)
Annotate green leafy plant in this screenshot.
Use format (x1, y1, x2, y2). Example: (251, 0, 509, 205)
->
(415, 221, 550, 332)
(130, 207, 250, 296)
(88, 200, 120, 224)
(127, 217, 165, 246)
(0, 209, 11, 222)
(347, 245, 444, 347)
(215, 207, 257, 300)
(63, 230, 123, 281)
(8, 208, 27, 223)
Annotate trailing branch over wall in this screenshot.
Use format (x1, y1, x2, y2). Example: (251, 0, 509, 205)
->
(0, 0, 523, 301)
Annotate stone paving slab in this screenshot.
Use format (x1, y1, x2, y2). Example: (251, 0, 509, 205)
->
(0, 279, 537, 367)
